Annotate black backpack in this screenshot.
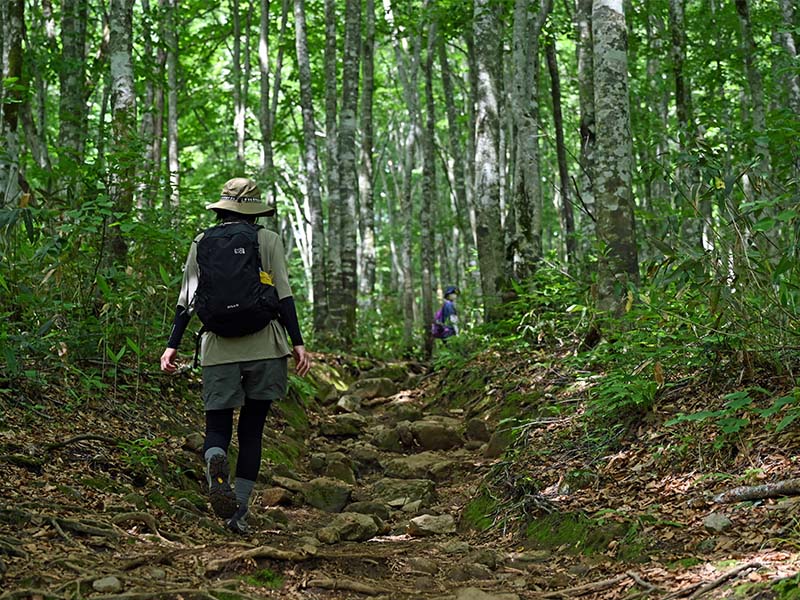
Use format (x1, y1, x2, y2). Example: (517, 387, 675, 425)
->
(194, 222, 280, 337)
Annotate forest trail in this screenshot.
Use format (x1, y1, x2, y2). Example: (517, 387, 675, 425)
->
(1, 357, 799, 599)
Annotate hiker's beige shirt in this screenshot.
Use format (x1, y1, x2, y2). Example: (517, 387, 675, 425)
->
(177, 226, 293, 367)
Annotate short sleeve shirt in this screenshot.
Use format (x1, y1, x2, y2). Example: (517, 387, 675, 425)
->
(177, 226, 293, 367)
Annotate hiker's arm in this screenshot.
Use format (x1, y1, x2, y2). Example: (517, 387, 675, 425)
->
(167, 306, 192, 349)
(278, 296, 304, 347)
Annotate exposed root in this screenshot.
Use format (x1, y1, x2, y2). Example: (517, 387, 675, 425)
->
(205, 544, 316, 575)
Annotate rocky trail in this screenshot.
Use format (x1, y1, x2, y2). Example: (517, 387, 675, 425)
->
(2, 356, 800, 599)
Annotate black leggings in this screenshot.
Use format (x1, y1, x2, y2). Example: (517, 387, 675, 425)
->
(203, 399, 271, 482)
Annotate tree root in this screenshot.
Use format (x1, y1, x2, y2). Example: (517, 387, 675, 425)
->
(541, 573, 631, 598)
(0, 589, 65, 600)
(205, 544, 316, 575)
(45, 434, 120, 452)
(304, 577, 398, 596)
(713, 478, 800, 503)
(664, 561, 763, 599)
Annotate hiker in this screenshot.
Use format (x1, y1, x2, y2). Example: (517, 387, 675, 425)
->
(159, 177, 311, 534)
(432, 285, 460, 341)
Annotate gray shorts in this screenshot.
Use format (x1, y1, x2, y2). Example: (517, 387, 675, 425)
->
(202, 358, 288, 411)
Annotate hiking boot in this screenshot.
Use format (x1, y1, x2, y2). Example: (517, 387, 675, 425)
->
(206, 454, 238, 518)
(226, 504, 250, 535)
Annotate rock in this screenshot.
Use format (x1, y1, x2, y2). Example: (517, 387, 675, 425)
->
(320, 414, 367, 437)
(465, 419, 491, 442)
(325, 460, 357, 485)
(317, 527, 340, 544)
(336, 395, 362, 413)
(309, 453, 327, 474)
(272, 475, 305, 493)
(315, 382, 341, 404)
(350, 444, 384, 476)
(505, 550, 551, 568)
(92, 576, 123, 593)
(414, 575, 438, 591)
(483, 428, 514, 459)
(348, 377, 399, 400)
(384, 453, 455, 481)
(316, 512, 379, 543)
(408, 514, 457, 536)
(411, 420, 463, 451)
(406, 557, 439, 575)
(370, 478, 437, 507)
(303, 477, 353, 513)
(465, 441, 484, 451)
(148, 568, 166, 581)
(703, 512, 733, 532)
(345, 501, 390, 521)
(367, 363, 410, 382)
(396, 421, 416, 447)
(447, 563, 495, 582)
(402, 500, 423, 513)
(468, 549, 499, 570)
(453, 587, 520, 600)
(442, 540, 471, 554)
(262, 487, 294, 506)
(385, 402, 424, 424)
(183, 432, 205, 452)
(370, 426, 404, 452)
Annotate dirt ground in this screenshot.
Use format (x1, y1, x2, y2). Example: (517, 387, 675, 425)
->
(2, 353, 800, 600)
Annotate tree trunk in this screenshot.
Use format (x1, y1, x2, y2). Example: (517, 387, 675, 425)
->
(261, 0, 288, 207)
(473, 0, 504, 319)
(437, 36, 471, 284)
(259, 0, 273, 191)
(421, 20, 437, 359)
(358, 0, 377, 299)
(108, 0, 136, 264)
(165, 0, 180, 208)
(338, 0, 361, 345)
(545, 39, 576, 265)
(575, 0, 596, 255)
(294, 0, 328, 333)
(510, 0, 550, 279)
(138, 0, 158, 208)
(734, 0, 770, 175)
(324, 0, 342, 335)
(384, 0, 422, 352)
(58, 0, 88, 204)
(592, 0, 639, 315)
(1, 0, 23, 207)
(231, 0, 245, 169)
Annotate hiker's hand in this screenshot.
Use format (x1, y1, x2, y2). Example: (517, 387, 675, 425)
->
(293, 345, 311, 377)
(160, 348, 179, 374)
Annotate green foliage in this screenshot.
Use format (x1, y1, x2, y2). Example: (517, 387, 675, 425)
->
(462, 492, 496, 531)
(118, 437, 164, 471)
(240, 568, 284, 589)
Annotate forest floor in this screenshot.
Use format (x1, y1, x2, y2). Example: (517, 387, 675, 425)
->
(2, 348, 800, 600)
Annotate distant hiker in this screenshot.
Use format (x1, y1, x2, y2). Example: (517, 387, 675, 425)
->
(432, 285, 460, 341)
(160, 177, 311, 534)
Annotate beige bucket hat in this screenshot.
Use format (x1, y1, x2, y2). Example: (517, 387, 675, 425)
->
(205, 177, 275, 216)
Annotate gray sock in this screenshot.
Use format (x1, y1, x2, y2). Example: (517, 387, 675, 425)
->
(204, 447, 226, 486)
(234, 477, 255, 511)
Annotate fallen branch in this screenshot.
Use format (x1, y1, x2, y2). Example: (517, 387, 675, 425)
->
(304, 577, 396, 596)
(45, 434, 120, 452)
(205, 544, 315, 575)
(0, 589, 65, 600)
(541, 573, 630, 598)
(664, 561, 762, 599)
(714, 478, 800, 503)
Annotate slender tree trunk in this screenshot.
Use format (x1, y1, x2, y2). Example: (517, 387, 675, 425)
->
(510, 0, 550, 279)
(575, 0, 596, 257)
(358, 0, 377, 298)
(261, 0, 288, 206)
(545, 39, 576, 265)
(294, 0, 327, 333)
(231, 0, 246, 169)
(734, 0, 770, 175)
(592, 0, 638, 315)
(108, 0, 136, 264)
(1, 0, 23, 207)
(778, 0, 800, 115)
(259, 0, 272, 190)
(138, 0, 158, 208)
(473, 0, 504, 318)
(421, 21, 437, 358)
(165, 0, 180, 208)
(438, 36, 471, 282)
(59, 0, 88, 204)
(324, 0, 342, 334)
(385, 0, 422, 351)
(338, 0, 360, 345)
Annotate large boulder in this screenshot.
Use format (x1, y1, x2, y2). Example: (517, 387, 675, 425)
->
(320, 413, 367, 437)
(410, 420, 463, 451)
(317, 512, 379, 544)
(348, 377, 399, 400)
(384, 452, 455, 481)
(369, 478, 437, 508)
(302, 477, 353, 513)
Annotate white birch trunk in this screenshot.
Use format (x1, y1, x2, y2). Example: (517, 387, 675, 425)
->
(358, 0, 377, 298)
(592, 0, 638, 315)
(165, 0, 180, 208)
